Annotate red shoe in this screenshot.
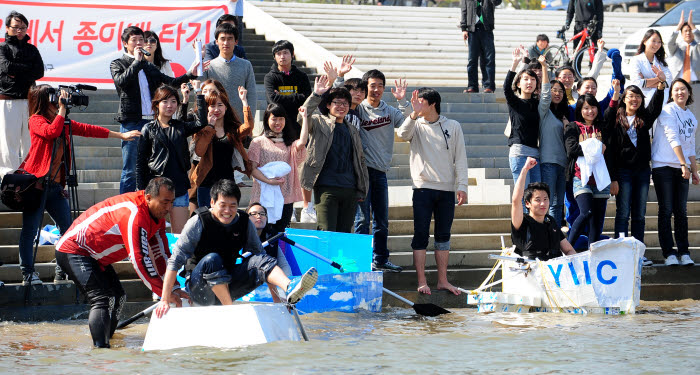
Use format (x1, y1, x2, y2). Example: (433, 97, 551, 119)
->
(464, 88, 478, 93)
(483, 88, 494, 93)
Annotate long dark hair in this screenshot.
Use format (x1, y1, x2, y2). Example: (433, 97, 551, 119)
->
(574, 94, 600, 124)
(549, 80, 569, 120)
(616, 85, 646, 130)
(28, 85, 57, 120)
(206, 90, 241, 140)
(262, 103, 297, 146)
(144, 31, 169, 69)
(637, 29, 668, 67)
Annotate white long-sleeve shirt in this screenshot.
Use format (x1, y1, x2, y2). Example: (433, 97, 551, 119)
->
(628, 53, 673, 106)
(652, 102, 698, 169)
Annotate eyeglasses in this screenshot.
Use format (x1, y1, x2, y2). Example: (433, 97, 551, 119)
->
(145, 38, 158, 44)
(8, 26, 27, 32)
(249, 212, 267, 218)
(331, 101, 349, 107)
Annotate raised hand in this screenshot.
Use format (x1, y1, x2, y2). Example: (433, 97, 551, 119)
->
(238, 86, 248, 107)
(689, 10, 695, 29)
(409, 90, 423, 116)
(652, 65, 666, 83)
(612, 79, 621, 93)
(512, 47, 524, 62)
(538, 54, 547, 67)
(391, 78, 408, 101)
(597, 38, 605, 51)
(523, 157, 537, 171)
(337, 54, 355, 77)
(298, 106, 306, 117)
(323, 61, 338, 83)
(313, 75, 331, 96)
(678, 10, 686, 31)
(180, 82, 191, 101)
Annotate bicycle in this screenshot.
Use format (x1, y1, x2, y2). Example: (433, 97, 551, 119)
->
(546, 18, 608, 80)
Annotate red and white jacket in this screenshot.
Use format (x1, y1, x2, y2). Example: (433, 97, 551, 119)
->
(56, 191, 170, 296)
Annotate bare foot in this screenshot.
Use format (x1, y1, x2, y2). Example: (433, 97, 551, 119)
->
(417, 284, 431, 295)
(437, 281, 461, 296)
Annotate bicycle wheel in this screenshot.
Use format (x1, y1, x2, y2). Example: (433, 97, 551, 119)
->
(573, 46, 609, 80)
(546, 44, 569, 74)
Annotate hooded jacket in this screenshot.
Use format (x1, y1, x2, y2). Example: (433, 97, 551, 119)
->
(264, 63, 312, 133)
(0, 33, 44, 98)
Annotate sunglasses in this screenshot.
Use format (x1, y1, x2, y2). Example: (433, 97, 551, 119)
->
(145, 38, 158, 44)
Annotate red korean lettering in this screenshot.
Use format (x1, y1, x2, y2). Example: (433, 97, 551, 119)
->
(38, 20, 64, 51)
(204, 20, 211, 44)
(185, 23, 201, 44)
(73, 21, 98, 56)
(99, 22, 117, 44)
(159, 23, 174, 44)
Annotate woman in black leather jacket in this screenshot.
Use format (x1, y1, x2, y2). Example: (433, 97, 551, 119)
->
(136, 82, 213, 233)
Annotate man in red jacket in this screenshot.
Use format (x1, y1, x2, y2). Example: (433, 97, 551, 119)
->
(55, 177, 188, 348)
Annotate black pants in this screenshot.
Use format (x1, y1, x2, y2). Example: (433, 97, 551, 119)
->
(55, 250, 125, 348)
(271, 203, 294, 234)
(573, 22, 600, 51)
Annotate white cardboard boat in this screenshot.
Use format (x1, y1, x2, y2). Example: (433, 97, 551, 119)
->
(467, 237, 644, 315)
(142, 303, 301, 351)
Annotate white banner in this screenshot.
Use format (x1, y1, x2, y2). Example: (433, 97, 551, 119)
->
(503, 237, 645, 313)
(0, 0, 241, 89)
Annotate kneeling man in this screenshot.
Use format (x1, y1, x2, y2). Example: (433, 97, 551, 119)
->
(156, 179, 317, 317)
(511, 157, 576, 260)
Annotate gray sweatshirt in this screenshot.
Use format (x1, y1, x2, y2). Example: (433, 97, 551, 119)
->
(201, 56, 257, 123)
(396, 115, 469, 193)
(355, 99, 411, 172)
(538, 82, 568, 167)
(167, 211, 262, 272)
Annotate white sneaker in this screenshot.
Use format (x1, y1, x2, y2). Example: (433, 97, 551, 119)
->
(680, 254, 695, 266)
(641, 257, 653, 266)
(664, 255, 680, 266)
(22, 271, 43, 286)
(300, 207, 317, 223)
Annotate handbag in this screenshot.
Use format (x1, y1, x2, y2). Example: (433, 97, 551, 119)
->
(0, 170, 43, 211)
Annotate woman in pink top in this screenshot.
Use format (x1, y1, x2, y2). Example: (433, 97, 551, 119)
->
(248, 103, 310, 233)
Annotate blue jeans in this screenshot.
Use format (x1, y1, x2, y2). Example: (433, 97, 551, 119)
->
(19, 182, 72, 274)
(652, 167, 690, 258)
(411, 188, 455, 251)
(354, 168, 389, 264)
(197, 186, 212, 208)
(187, 252, 277, 305)
(119, 119, 149, 194)
(540, 163, 566, 227)
(467, 26, 496, 91)
(614, 167, 651, 242)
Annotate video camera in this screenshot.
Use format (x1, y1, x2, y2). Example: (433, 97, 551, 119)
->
(48, 84, 97, 108)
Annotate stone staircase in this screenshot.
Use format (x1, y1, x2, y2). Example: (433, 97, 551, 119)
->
(250, 2, 660, 87)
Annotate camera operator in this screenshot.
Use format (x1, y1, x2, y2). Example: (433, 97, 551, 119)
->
(111, 26, 199, 195)
(0, 11, 44, 177)
(18, 85, 140, 286)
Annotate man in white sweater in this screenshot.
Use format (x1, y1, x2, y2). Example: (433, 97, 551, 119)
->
(396, 88, 469, 295)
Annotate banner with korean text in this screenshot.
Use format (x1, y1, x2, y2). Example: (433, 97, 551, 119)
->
(0, 0, 240, 88)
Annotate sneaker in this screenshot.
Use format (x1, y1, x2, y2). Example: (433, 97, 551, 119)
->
(53, 270, 68, 283)
(300, 207, 317, 223)
(664, 255, 680, 266)
(22, 272, 42, 286)
(291, 209, 298, 223)
(680, 254, 695, 266)
(286, 267, 318, 305)
(641, 257, 654, 267)
(372, 260, 403, 273)
(152, 292, 161, 301)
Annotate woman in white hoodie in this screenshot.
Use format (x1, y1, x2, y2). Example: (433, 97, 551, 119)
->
(651, 78, 699, 266)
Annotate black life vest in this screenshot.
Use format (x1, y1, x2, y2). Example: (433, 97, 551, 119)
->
(190, 207, 249, 271)
(515, 214, 562, 261)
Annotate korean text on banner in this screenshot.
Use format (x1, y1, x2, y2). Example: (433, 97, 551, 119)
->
(0, 0, 241, 89)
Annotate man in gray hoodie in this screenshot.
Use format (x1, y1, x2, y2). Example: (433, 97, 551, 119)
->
(397, 88, 469, 296)
(354, 69, 410, 272)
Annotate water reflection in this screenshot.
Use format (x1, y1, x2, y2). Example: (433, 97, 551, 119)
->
(1, 300, 698, 374)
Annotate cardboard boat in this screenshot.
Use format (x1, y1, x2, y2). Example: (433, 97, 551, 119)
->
(467, 237, 644, 315)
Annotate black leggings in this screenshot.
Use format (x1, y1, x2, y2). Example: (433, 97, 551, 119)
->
(567, 193, 607, 249)
(55, 250, 125, 348)
(271, 203, 294, 235)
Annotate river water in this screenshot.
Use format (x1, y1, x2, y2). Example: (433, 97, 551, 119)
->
(1, 300, 698, 374)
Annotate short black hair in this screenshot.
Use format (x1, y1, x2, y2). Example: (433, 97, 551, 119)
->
(362, 69, 386, 86)
(216, 14, 237, 27)
(555, 65, 575, 78)
(669, 78, 694, 106)
(576, 76, 597, 91)
(121, 26, 144, 51)
(575, 94, 600, 123)
(210, 179, 241, 204)
(417, 87, 441, 115)
(326, 87, 352, 107)
(536, 34, 549, 43)
(272, 40, 294, 56)
(215, 22, 238, 41)
(5, 11, 27, 27)
(344, 78, 367, 94)
(526, 62, 542, 71)
(524, 182, 550, 203)
(245, 202, 267, 215)
(145, 177, 175, 197)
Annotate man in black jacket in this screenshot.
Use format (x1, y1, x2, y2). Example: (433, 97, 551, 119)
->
(565, 0, 604, 50)
(0, 11, 43, 177)
(263, 40, 311, 137)
(110, 26, 196, 194)
(460, 0, 501, 93)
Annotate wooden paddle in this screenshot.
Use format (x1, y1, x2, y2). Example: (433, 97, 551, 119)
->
(278, 236, 451, 317)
